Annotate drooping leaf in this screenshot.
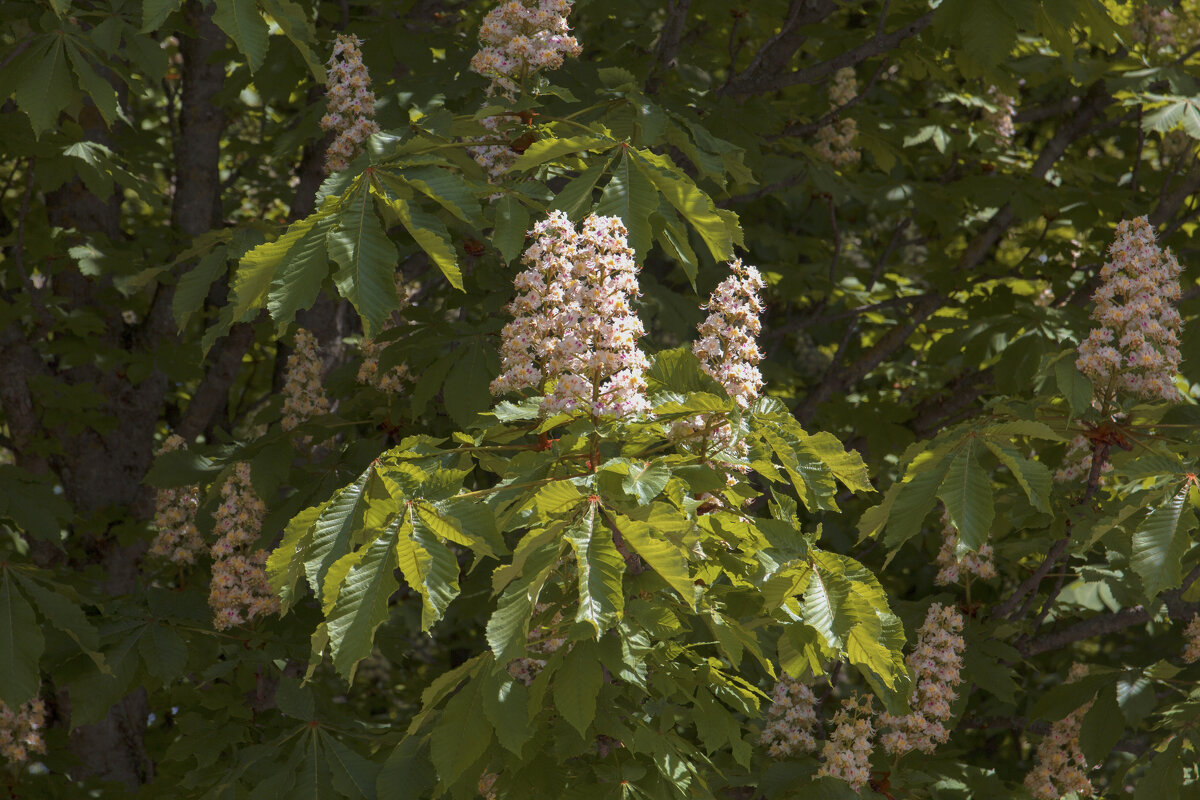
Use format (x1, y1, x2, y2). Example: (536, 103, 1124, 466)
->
(268, 212, 336, 329)
(554, 639, 603, 738)
(0, 573, 43, 708)
(492, 194, 530, 264)
(324, 525, 401, 680)
(213, 0, 270, 73)
(564, 503, 625, 635)
(14, 37, 74, 137)
(596, 150, 657, 259)
(1131, 488, 1196, 600)
(612, 511, 695, 605)
(430, 680, 492, 785)
(390, 194, 463, 291)
(937, 439, 994, 552)
(328, 188, 400, 335)
(302, 469, 372, 596)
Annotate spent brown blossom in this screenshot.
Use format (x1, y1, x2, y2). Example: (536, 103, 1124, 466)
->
(281, 328, 331, 432)
(1024, 665, 1094, 799)
(209, 463, 279, 630)
(0, 697, 46, 765)
(814, 68, 860, 168)
(880, 603, 966, 756)
(148, 434, 205, 565)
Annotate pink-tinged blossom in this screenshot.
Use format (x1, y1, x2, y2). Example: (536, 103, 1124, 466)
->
(1024, 665, 1094, 799)
(470, 0, 582, 98)
(814, 68, 860, 168)
(491, 211, 651, 418)
(880, 603, 965, 756)
(320, 34, 380, 173)
(469, 113, 522, 182)
(281, 328, 331, 432)
(1075, 217, 1184, 404)
(934, 509, 996, 586)
(816, 693, 876, 792)
(148, 434, 205, 565)
(209, 463, 279, 630)
(760, 676, 818, 758)
(1184, 614, 1200, 664)
(0, 697, 46, 765)
(358, 277, 415, 394)
(506, 603, 566, 685)
(1053, 434, 1112, 485)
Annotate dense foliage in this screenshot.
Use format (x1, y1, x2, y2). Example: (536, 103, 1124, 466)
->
(1, 0, 1200, 797)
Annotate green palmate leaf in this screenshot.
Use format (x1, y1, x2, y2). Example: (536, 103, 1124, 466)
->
(982, 438, 1052, 513)
(15, 574, 100, 658)
(937, 439, 994, 552)
(269, 505, 323, 610)
(1079, 685, 1124, 766)
(862, 449, 951, 553)
(268, 211, 337, 329)
(141, 0, 184, 32)
(481, 668, 532, 755)
(15, 36, 74, 137)
(173, 248, 228, 328)
(1054, 356, 1093, 415)
(0, 572, 43, 708)
(65, 41, 118, 126)
(653, 206, 699, 287)
(430, 679, 492, 786)
(231, 203, 334, 324)
(486, 539, 560, 661)
(260, 0, 325, 81)
(554, 639, 603, 737)
(622, 460, 671, 506)
(759, 427, 840, 512)
(511, 134, 615, 172)
(564, 503, 625, 635)
(416, 501, 496, 558)
(532, 481, 584, 519)
(492, 194, 530, 264)
(402, 166, 484, 228)
(324, 525, 401, 680)
(1134, 738, 1182, 800)
(596, 150, 657, 259)
(302, 469, 373, 596)
(213, 0, 270, 73)
(328, 188, 400, 335)
(549, 157, 610, 220)
(389, 193, 463, 291)
(1131, 488, 1197, 599)
(634, 149, 734, 262)
(322, 731, 380, 800)
(612, 511, 695, 605)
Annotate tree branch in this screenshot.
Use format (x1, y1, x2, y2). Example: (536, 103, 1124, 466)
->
(716, 0, 839, 97)
(645, 0, 691, 94)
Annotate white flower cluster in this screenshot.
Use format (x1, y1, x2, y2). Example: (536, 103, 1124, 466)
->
(209, 463, 279, 630)
(469, 113, 522, 182)
(320, 34, 380, 173)
(983, 86, 1015, 144)
(1076, 217, 1184, 403)
(694, 259, 766, 410)
(1052, 434, 1112, 485)
(880, 603, 965, 756)
(760, 676, 818, 758)
(814, 68, 860, 168)
(1024, 665, 1094, 800)
(816, 693, 876, 792)
(148, 434, 205, 565)
(281, 328, 331, 433)
(934, 510, 996, 586)
(1184, 614, 1200, 664)
(0, 697, 46, 765)
(470, 0, 582, 98)
(491, 212, 650, 418)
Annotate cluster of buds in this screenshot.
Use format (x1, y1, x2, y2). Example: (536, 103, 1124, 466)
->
(983, 86, 1015, 144)
(470, 0, 582, 98)
(281, 328, 331, 433)
(880, 603, 965, 756)
(357, 276, 415, 394)
(760, 675, 819, 758)
(1075, 217, 1184, 404)
(814, 67, 860, 168)
(506, 603, 567, 685)
(1184, 614, 1200, 664)
(1053, 434, 1112, 485)
(209, 463, 279, 630)
(1024, 665, 1094, 799)
(934, 510, 997, 585)
(320, 34, 380, 173)
(491, 212, 651, 418)
(816, 693, 876, 792)
(0, 697, 46, 765)
(479, 772, 499, 800)
(148, 434, 205, 565)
